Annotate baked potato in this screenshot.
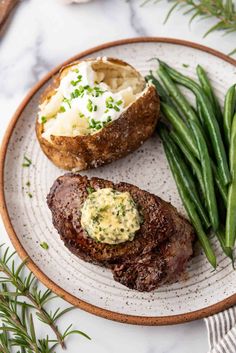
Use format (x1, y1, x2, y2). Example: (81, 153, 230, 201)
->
(36, 57, 160, 171)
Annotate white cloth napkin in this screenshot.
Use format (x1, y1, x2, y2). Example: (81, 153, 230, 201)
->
(205, 307, 236, 353)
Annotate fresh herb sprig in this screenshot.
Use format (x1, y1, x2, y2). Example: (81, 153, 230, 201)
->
(143, 0, 236, 55)
(0, 245, 90, 352)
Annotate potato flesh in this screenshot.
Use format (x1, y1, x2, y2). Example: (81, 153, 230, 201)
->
(38, 59, 145, 140)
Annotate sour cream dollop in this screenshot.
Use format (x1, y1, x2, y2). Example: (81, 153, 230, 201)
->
(38, 61, 138, 141)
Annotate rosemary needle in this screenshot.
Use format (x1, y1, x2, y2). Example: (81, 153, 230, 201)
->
(0, 245, 90, 352)
(143, 0, 236, 55)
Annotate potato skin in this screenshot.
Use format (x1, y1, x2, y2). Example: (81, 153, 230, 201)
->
(36, 58, 160, 171)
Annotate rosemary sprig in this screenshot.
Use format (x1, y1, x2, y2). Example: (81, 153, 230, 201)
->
(0, 325, 11, 353)
(143, 0, 236, 55)
(0, 245, 90, 352)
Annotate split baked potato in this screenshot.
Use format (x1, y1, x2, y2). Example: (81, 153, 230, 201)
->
(36, 57, 160, 171)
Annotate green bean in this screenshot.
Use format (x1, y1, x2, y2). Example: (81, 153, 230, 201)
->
(159, 61, 231, 186)
(226, 113, 236, 248)
(171, 129, 227, 208)
(158, 65, 199, 124)
(145, 73, 176, 109)
(189, 120, 219, 231)
(196, 99, 205, 127)
(211, 163, 228, 207)
(158, 65, 217, 163)
(160, 127, 210, 228)
(196, 65, 223, 123)
(161, 102, 199, 158)
(170, 130, 205, 196)
(223, 84, 236, 147)
(196, 98, 214, 156)
(193, 104, 225, 204)
(159, 67, 211, 157)
(161, 138, 217, 268)
(172, 129, 227, 208)
(160, 74, 227, 207)
(216, 228, 234, 261)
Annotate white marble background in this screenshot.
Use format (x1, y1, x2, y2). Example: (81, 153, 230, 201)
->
(1, 1, 236, 352)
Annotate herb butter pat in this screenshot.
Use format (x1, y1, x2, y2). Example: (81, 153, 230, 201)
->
(81, 188, 141, 245)
(38, 60, 140, 141)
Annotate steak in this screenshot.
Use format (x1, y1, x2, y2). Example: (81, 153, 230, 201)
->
(47, 173, 195, 292)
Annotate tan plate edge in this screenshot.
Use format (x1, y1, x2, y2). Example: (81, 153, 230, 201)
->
(1, 37, 236, 326)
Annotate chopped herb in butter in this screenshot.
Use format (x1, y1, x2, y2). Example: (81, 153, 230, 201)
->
(81, 188, 141, 245)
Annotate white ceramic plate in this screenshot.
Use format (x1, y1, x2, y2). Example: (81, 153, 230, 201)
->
(1, 38, 236, 325)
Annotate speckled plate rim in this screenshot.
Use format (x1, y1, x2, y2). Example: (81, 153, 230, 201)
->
(1, 37, 236, 326)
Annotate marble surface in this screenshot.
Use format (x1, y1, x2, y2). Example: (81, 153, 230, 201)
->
(0, 0, 236, 352)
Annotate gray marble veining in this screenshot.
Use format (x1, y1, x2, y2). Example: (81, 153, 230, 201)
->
(127, 0, 148, 36)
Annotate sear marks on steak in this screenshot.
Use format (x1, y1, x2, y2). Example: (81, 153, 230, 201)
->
(47, 173, 195, 292)
(112, 222, 194, 291)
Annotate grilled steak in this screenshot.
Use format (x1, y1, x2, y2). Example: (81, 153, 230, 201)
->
(47, 173, 195, 291)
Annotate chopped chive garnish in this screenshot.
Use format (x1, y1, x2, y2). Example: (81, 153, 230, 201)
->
(59, 106, 66, 113)
(87, 99, 93, 112)
(22, 156, 32, 168)
(182, 64, 189, 68)
(71, 75, 82, 87)
(40, 242, 49, 250)
(63, 98, 71, 108)
(87, 186, 95, 194)
(101, 116, 112, 128)
(41, 116, 47, 124)
(89, 117, 105, 131)
(113, 105, 120, 112)
(86, 87, 93, 94)
(71, 88, 81, 99)
(27, 192, 33, 198)
(105, 97, 122, 111)
(106, 96, 114, 103)
(26, 181, 30, 187)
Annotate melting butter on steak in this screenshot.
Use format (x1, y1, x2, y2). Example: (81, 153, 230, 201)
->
(47, 173, 195, 292)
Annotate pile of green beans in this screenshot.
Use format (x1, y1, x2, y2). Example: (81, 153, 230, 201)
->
(160, 127, 216, 268)
(146, 61, 236, 267)
(159, 61, 231, 186)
